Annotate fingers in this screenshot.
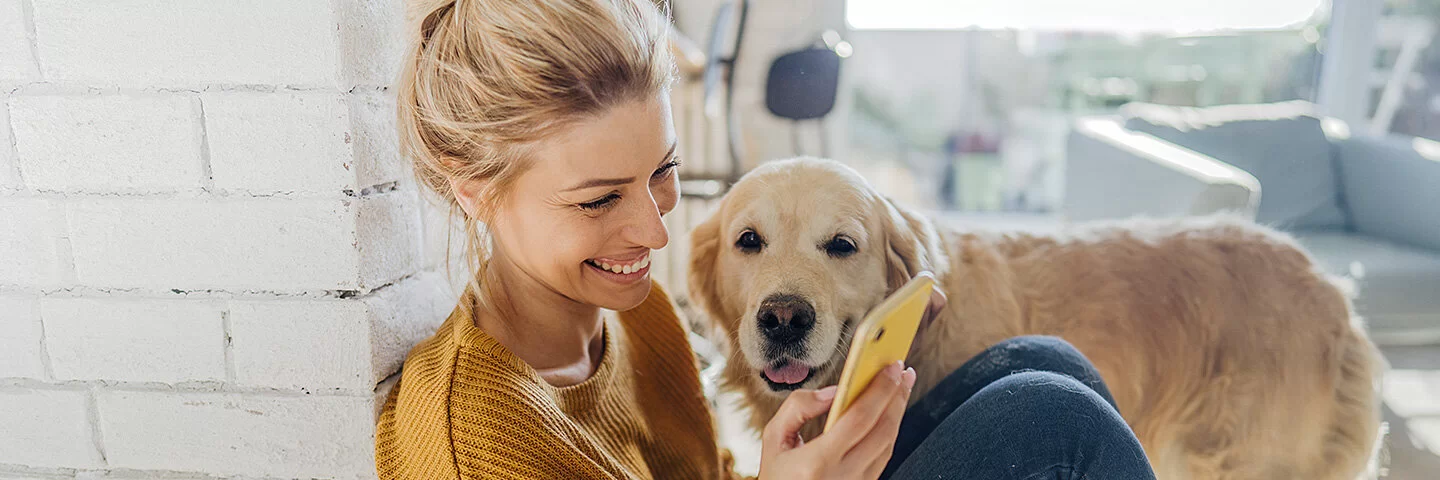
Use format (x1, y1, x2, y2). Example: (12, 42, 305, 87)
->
(762, 386, 837, 453)
(852, 370, 913, 477)
(815, 362, 908, 452)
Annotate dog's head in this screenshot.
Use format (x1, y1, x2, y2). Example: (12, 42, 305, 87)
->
(687, 158, 944, 395)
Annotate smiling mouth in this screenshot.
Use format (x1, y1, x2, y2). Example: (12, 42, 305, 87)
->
(761, 360, 816, 391)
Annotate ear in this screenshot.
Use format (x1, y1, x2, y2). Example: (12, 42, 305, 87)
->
(446, 174, 489, 219)
(879, 196, 944, 292)
(686, 209, 733, 326)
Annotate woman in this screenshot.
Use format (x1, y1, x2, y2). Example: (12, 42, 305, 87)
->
(376, 0, 1157, 478)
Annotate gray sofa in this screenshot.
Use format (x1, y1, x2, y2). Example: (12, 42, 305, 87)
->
(1065, 101, 1440, 344)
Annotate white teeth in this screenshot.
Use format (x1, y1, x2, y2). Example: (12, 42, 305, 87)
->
(592, 252, 650, 274)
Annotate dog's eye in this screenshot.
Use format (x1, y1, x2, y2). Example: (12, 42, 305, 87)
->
(736, 229, 764, 253)
(824, 236, 857, 258)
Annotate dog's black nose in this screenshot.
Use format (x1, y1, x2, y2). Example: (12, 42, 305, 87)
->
(757, 294, 815, 344)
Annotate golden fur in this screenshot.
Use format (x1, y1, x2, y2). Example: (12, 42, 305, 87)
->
(687, 158, 1383, 479)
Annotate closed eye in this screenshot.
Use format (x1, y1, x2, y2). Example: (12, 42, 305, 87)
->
(578, 193, 620, 211)
(652, 159, 681, 179)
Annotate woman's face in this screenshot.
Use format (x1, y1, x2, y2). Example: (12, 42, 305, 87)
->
(487, 94, 679, 311)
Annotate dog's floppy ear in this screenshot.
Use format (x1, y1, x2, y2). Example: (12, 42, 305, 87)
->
(879, 195, 943, 292)
(687, 209, 734, 325)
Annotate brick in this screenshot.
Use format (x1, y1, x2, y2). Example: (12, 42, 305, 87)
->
(0, 389, 102, 468)
(67, 198, 360, 291)
(230, 271, 453, 393)
(0, 198, 64, 287)
(9, 95, 203, 193)
(98, 391, 373, 477)
(202, 92, 355, 195)
(32, 0, 339, 87)
(338, 0, 406, 87)
(0, 295, 45, 379)
(228, 299, 371, 392)
(358, 191, 422, 290)
(41, 298, 225, 383)
(364, 271, 455, 384)
(0, 0, 38, 83)
(348, 92, 410, 190)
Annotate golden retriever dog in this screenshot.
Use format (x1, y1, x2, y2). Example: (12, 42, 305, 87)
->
(686, 158, 1383, 479)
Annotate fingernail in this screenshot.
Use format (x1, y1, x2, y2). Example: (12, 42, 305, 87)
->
(816, 386, 837, 401)
(902, 368, 916, 391)
(884, 361, 903, 382)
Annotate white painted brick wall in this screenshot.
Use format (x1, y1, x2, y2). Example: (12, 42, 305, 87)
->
(229, 272, 454, 394)
(202, 92, 357, 195)
(348, 92, 412, 190)
(66, 198, 360, 291)
(229, 299, 372, 393)
(0, 198, 65, 287)
(32, 0, 340, 88)
(364, 271, 456, 388)
(0, 1, 460, 478)
(10, 95, 204, 193)
(0, 296, 45, 380)
(337, 0, 407, 87)
(97, 391, 374, 478)
(0, 0, 39, 84)
(358, 191, 423, 291)
(0, 389, 102, 468)
(41, 298, 227, 383)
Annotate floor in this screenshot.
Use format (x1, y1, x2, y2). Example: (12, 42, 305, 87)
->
(1378, 345, 1440, 479)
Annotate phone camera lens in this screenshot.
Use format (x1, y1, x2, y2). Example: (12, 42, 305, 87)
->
(875, 328, 885, 341)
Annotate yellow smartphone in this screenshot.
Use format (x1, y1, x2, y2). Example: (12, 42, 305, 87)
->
(823, 272, 936, 432)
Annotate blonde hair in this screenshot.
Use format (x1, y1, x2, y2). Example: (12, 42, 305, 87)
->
(397, 0, 674, 310)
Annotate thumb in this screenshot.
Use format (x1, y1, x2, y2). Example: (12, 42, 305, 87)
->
(763, 386, 836, 452)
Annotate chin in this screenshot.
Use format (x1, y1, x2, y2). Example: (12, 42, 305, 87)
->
(596, 278, 652, 311)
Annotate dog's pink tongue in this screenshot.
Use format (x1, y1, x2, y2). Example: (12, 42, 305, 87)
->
(764, 362, 810, 384)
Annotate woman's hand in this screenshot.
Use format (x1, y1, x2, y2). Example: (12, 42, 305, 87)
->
(756, 361, 916, 480)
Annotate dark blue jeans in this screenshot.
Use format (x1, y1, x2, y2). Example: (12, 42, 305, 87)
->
(881, 336, 1157, 479)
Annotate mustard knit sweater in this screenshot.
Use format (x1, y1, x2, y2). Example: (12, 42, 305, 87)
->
(375, 282, 745, 479)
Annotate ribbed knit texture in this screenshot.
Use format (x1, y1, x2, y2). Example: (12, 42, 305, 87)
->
(376, 282, 745, 479)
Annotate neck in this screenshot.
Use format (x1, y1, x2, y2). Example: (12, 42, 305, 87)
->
(474, 255, 606, 385)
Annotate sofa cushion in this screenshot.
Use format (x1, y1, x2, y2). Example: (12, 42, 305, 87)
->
(1122, 101, 1347, 230)
(1295, 230, 1440, 334)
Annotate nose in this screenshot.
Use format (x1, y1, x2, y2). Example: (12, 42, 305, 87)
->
(757, 294, 816, 345)
(623, 189, 670, 250)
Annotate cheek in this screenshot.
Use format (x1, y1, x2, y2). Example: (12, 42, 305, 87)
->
(505, 208, 604, 269)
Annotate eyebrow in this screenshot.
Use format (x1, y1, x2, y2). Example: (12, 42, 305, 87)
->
(561, 142, 678, 192)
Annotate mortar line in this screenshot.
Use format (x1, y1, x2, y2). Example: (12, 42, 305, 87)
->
(221, 308, 236, 383)
(35, 297, 55, 381)
(196, 97, 215, 192)
(85, 386, 109, 465)
(20, 0, 41, 79)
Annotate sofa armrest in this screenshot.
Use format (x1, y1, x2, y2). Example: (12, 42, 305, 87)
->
(1064, 117, 1261, 222)
(1335, 134, 1440, 251)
